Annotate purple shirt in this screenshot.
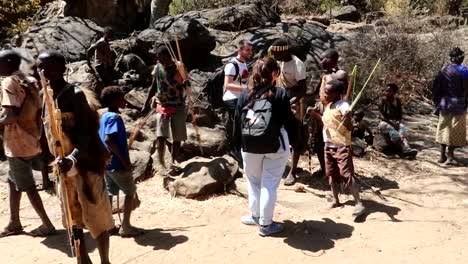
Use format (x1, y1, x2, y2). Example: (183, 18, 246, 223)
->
(432, 64, 468, 115)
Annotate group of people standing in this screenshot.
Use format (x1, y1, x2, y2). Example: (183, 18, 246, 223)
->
(220, 39, 365, 236)
(0, 31, 465, 263)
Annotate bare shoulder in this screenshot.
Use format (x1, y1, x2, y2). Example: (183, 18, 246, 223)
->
(334, 70, 348, 80)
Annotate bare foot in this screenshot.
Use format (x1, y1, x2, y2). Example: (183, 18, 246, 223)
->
(0, 222, 23, 238)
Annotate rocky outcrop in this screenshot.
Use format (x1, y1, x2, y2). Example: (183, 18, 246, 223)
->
(331, 5, 361, 22)
(164, 155, 241, 198)
(181, 124, 227, 160)
(66, 60, 97, 87)
(143, 16, 216, 68)
(63, 0, 150, 32)
(12, 17, 103, 62)
(183, 1, 280, 32)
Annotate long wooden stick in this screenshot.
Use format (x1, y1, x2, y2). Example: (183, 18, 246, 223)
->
(128, 108, 155, 148)
(336, 58, 381, 130)
(350, 58, 381, 110)
(40, 71, 80, 258)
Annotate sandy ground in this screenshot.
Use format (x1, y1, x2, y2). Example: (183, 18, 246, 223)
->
(0, 113, 467, 264)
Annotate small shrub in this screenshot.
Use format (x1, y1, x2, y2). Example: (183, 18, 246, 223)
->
(341, 19, 460, 106)
(0, 0, 52, 39)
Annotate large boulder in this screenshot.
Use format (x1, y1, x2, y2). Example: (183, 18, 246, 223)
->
(164, 155, 241, 198)
(66, 61, 97, 88)
(12, 17, 103, 62)
(63, 0, 149, 32)
(142, 16, 216, 69)
(184, 0, 280, 32)
(331, 5, 361, 22)
(181, 124, 227, 159)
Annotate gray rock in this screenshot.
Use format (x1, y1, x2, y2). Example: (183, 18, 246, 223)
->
(164, 155, 241, 198)
(331, 5, 361, 22)
(130, 149, 153, 182)
(66, 60, 97, 87)
(183, 1, 280, 32)
(12, 17, 103, 62)
(181, 124, 227, 159)
(141, 16, 216, 68)
(115, 53, 150, 83)
(124, 89, 148, 110)
(63, 0, 149, 32)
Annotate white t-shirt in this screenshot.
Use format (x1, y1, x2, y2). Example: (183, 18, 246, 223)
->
(277, 55, 306, 89)
(223, 57, 249, 101)
(323, 100, 350, 144)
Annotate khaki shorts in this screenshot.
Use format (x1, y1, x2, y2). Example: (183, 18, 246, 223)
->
(156, 107, 187, 142)
(8, 155, 44, 192)
(105, 170, 136, 196)
(59, 170, 114, 239)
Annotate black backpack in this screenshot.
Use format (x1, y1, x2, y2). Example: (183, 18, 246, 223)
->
(206, 61, 239, 109)
(240, 86, 285, 154)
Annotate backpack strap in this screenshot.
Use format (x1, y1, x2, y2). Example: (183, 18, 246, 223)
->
(232, 61, 240, 83)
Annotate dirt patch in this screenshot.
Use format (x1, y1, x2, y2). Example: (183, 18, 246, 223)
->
(0, 115, 467, 264)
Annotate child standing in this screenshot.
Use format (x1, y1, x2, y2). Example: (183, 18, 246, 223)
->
(99, 86, 143, 237)
(321, 80, 365, 217)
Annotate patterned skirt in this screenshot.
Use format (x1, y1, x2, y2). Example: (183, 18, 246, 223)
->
(436, 113, 467, 147)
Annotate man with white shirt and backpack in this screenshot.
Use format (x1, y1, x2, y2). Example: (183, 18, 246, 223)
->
(223, 40, 253, 163)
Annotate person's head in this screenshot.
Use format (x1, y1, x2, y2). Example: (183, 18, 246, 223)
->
(103, 27, 113, 42)
(237, 40, 253, 62)
(320, 48, 339, 71)
(269, 39, 291, 62)
(249, 57, 280, 88)
(100, 86, 126, 109)
(449, 47, 464, 65)
(156, 45, 173, 68)
(36, 50, 66, 81)
(325, 79, 345, 103)
(384, 83, 399, 99)
(353, 110, 365, 122)
(0, 50, 22, 76)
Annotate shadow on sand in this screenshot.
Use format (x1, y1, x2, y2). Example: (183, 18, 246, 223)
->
(276, 218, 354, 253)
(40, 227, 189, 257)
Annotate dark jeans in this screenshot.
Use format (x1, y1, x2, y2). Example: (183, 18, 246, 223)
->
(224, 99, 243, 167)
(224, 99, 237, 147)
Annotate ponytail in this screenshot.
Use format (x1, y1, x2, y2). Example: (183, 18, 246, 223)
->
(248, 57, 279, 101)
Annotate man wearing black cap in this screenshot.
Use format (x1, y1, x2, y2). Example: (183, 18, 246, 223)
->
(432, 47, 468, 165)
(269, 39, 307, 186)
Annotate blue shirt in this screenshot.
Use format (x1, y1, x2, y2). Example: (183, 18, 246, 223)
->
(433, 64, 468, 115)
(99, 111, 129, 170)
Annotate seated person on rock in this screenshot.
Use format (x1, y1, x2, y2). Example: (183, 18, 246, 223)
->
(377, 83, 417, 159)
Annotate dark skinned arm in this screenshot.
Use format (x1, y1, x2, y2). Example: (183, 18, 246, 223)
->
(105, 134, 131, 170)
(0, 107, 20, 126)
(289, 79, 307, 101)
(342, 112, 353, 131)
(57, 88, 92, 173)
(142, 77, 157, 113)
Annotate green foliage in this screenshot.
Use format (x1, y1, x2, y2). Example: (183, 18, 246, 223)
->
(169, 0, 244, 15)
(0, 0, 48, 39)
